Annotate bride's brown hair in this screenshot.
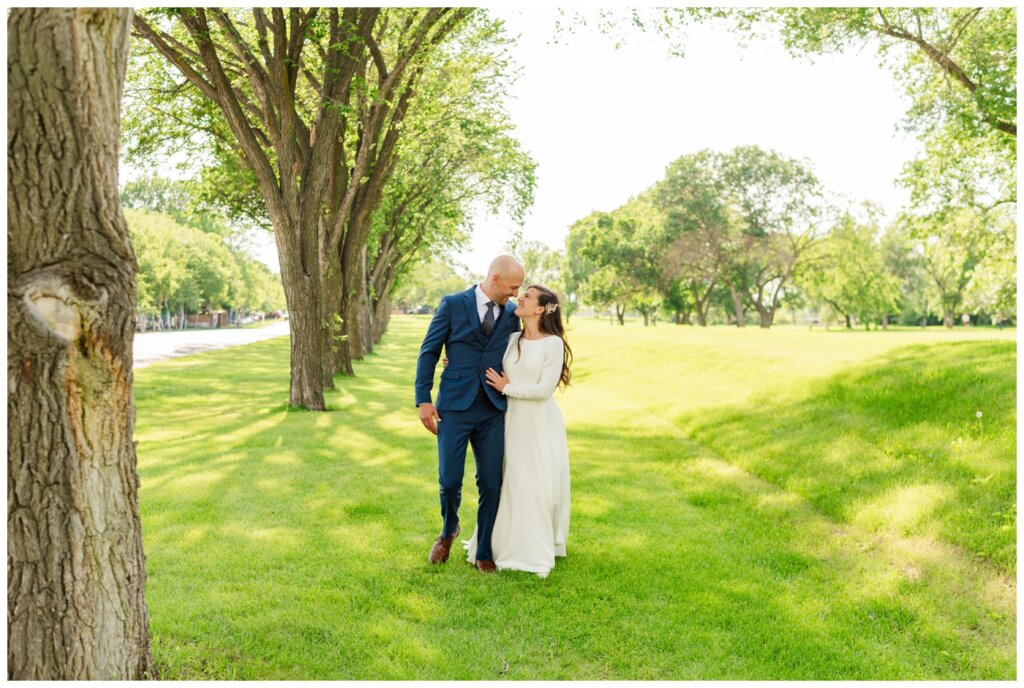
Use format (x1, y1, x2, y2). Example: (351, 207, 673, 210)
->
(515, 285, 572, 389)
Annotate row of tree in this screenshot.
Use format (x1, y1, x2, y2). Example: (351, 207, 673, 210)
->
(559, 145, 1014, 329)
(124, 8, 535, 410)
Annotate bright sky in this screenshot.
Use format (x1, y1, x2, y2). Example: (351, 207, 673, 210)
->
(452, 7, 922, 277)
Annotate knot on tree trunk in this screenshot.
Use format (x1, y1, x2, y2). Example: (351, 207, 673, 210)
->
(18, 269, 109, 343)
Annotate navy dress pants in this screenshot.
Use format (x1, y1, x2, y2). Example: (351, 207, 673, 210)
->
(437, 390, 504, 562)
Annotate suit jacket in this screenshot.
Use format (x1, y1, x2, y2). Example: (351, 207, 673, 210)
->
(415, 286, 520, 412)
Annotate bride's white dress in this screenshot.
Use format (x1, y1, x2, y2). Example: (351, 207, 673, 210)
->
(465, 332, 571, 577)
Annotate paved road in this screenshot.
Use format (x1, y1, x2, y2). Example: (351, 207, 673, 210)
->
(133, 320, 290, 368)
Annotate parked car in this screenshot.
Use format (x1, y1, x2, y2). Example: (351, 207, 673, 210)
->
(405, 305, 432, 315)
(265, 311, 282, 319)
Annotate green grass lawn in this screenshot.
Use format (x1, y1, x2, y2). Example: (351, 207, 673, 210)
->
(133, 316, 1016, 679)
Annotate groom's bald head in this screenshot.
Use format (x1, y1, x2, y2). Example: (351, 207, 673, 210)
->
(488, 255, 524, 281)
(482, 255, 525, 305)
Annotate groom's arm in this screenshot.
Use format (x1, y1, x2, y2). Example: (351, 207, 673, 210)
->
(414, 298, 451, 407)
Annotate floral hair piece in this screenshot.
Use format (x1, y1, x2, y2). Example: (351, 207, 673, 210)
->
(544, 302, 560, 314)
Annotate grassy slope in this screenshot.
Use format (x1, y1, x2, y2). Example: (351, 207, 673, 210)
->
(134, 316, 1016, 679)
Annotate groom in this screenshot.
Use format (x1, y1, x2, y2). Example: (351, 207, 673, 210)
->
(415, 256, 524, 573)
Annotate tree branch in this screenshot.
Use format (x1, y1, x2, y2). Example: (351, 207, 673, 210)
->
(947, 7, 982, 52)
(252, 9, 275, 67)
(877, 11, 1017, 136)
(175, 9, 282, 212)
(366, 32, 388, 84)
(132, 14, 219, 103)
(208, 9, 281, 138)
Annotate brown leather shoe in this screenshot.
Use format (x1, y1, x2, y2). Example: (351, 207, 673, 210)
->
(475, 559, 496, 573)
(428, 525, 460, 564)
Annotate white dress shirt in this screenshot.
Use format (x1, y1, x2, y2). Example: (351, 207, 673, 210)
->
(475, 284, 498, 325)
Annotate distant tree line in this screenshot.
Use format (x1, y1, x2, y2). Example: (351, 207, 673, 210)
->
(556, 144, 1014, 329)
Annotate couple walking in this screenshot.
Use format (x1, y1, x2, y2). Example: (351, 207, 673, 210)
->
(414, 256, 572, 577)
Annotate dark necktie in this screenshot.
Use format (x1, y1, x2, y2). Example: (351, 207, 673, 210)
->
(481, 301, 495, 336)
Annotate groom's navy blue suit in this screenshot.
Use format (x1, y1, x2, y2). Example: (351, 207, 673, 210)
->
(415, 286, 520, 562)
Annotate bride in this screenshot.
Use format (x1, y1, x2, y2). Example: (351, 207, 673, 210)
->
(464, 284, 573, 577)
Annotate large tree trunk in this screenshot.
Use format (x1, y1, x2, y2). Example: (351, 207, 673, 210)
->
(279, 273, 328, 409)
(368, 237, 396, 345)
(755, 301, 774, 328)
(691, 283, 712, 327)
(322, 248, 353, 378)
(369, 258, 396, 345)
(372, 291, 392, 345)
(357, 245, 374, 356)
(7, 8, 153, 679)
(696, 297, 710, 326)
(341, 243, 373, 361)
(728, 284, 746, 327)
(273, 219, 327, 409)
(319, 237, 352, 378)
(317, 242, 342, 389)
(322, 228, 353, 377)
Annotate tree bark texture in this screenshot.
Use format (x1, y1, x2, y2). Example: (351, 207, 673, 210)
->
(341, 242, 373, 361)
(7, 8, 153, 679)
(273, 218, 327, 408)
(320, 246, 349, 381)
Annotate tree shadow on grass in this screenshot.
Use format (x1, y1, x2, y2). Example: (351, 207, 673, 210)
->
(562, 422, 1014, 680)
(133, 328, 1014, 679)
(675, 340, 1016, 572)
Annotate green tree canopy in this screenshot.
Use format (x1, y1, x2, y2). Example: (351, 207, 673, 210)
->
(796, 213, 902, 329)
(125, 208, 284, 321)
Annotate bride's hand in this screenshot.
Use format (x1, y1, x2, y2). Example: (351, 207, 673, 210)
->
(485, 368, 510, 393)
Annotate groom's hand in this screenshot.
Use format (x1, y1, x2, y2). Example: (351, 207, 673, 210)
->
(418, 402, 441, 435)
